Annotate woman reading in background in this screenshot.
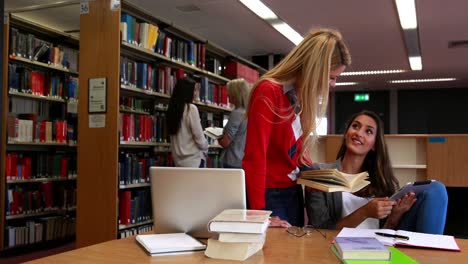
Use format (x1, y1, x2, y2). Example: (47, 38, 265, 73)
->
(242, 28, 351, 227)
(305, 110, 448, 234)
(218, 78, 250, 169)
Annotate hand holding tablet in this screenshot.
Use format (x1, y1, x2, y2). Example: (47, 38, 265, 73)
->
(390, 180, 436, 201)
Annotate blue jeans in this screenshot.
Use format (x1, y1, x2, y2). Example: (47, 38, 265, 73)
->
(265, 185, 304, 226)
(397, 181, 448, 234)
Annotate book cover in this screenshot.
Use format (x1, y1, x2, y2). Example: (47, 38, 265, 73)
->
(135, 233, 206, 256)
(331, 244, 418, 264)
(204, 237, 264, 261)
(208, 209, 272, 234)
(334, 237, 390, 260)
(298, 169, 369, 193)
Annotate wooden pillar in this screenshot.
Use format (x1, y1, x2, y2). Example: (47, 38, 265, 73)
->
(77, 0, 120, 247)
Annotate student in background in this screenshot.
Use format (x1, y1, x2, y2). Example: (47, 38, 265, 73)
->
(218, 78, 250, 168)
(305, 110, 448, 234)
(167, 77, 208, 167)
(242, 28, 352, 227)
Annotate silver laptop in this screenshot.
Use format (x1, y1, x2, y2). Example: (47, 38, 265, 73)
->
(149, 167, 246, 238)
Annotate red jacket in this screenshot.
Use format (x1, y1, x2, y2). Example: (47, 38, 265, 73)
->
(242, 80, 303, 210)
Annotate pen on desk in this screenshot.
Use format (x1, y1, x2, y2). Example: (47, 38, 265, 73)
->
(375, 232, 409, 240)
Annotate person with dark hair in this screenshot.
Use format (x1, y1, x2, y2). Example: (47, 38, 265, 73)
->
(166, 77, 208, 167)
(305, 110, 448, 234)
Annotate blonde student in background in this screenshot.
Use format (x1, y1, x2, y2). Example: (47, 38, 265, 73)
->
(218, 78, 250, 169)
(305, 110, 448, 234)
(167, 77, 208, 167)
(242, 28, 351, 227)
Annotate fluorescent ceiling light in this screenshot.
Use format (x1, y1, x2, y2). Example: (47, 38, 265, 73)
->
(341, 70, 406, 76)
(335, 82, 358, 86)
(409, 56, 422, 71)
(395, 0, 418, 29)
(239, 0, 277, 20)
(389, 78, 457, 83)
(271, 22, 303, 45)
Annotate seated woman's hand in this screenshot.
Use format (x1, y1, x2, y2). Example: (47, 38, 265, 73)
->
(391, 192, 417, 217)
(365, 198, 396, 219)
(269, 216, 292, 228)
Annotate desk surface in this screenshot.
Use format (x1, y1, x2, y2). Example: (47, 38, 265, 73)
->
(26, 229, 466, 263)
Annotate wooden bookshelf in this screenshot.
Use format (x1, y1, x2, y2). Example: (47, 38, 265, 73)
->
(76, 0, 264, 248)
(0, 14, 9, 251)
(76, 0, 120, 248)
(8, 55, 78, 74)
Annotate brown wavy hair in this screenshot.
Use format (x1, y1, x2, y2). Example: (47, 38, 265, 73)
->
(336, 110, 399, 197)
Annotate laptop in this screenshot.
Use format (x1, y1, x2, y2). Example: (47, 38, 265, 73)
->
(149, 167, 246, 238)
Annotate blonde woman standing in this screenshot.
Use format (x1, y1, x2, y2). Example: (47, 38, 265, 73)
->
(218, 78, 250, 168)
(242, 28, 351, 227)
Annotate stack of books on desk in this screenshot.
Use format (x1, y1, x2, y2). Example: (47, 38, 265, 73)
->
(204, 209, 272, 261)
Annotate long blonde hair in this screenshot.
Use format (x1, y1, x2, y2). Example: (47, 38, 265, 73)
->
(227, 78, 250, 109)
(249, 28, 351, 164)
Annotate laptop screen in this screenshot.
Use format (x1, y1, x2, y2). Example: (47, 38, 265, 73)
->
(149, 167, 246, 238)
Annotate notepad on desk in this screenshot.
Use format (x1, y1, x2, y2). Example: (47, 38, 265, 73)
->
(135, 233, 206, 256)
(337, 227, 460, 251)
(298, 169, 370, 193)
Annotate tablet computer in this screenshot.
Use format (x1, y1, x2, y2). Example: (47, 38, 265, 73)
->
(390, 180, 436, 201)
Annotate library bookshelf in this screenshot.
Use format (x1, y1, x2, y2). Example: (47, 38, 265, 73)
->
(0, 15, 79, 251)
(310, 134, 468, 187)
(77, 0, 265, 248)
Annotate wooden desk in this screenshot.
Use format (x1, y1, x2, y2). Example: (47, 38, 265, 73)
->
(26, 229, 466, 263)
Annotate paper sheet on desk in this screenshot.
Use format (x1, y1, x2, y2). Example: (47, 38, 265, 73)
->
(337, 227, 460, 251)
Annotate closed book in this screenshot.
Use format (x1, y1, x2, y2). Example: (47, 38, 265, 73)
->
(218, 232, 266, 243)
(205, 237, 264, 261)
(334, 237, 390, 260)
(331, 245, 418, 264)
(208, 209, 271, 234)
(298, 169, 369, 193)
(135, 233, 206, 256)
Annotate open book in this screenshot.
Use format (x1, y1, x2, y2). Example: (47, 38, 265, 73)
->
(337, 227, 460, 251)
(204, 127, 224, 140)
(298, 169, 370, 193)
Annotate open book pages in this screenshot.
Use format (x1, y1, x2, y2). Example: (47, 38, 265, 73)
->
(298, 169, 370, 193)
(205, 237, 265, 261)
(204, 126, 224, 140)
(337, 227, 460, 251)
(334, 237, 390, 260)
(208, 209, 272, 234)
(135, 233, 206, 256)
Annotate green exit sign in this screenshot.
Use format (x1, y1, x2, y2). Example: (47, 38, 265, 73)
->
(354, 93, 369, 102)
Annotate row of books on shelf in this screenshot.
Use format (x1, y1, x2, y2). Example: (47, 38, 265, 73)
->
(119, 223, 153, 239)
(120, 96, 154, 114)
(4, 216, 76, 249)
(8, 64, 79, 100)
(10, 27, 79, 72)
(196, 77, 229, 107)
(6, 152, 77, 181)
(7, 116, 76, 144)
(224, 61, 260, 84)
(121, 13, 206, 69)
(118, 152, 157, 185)
(6, 183, 76, 216)
(119, 112, 166, 143)
(118, 190, 152, 226)
(120, 57, 184, 95)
